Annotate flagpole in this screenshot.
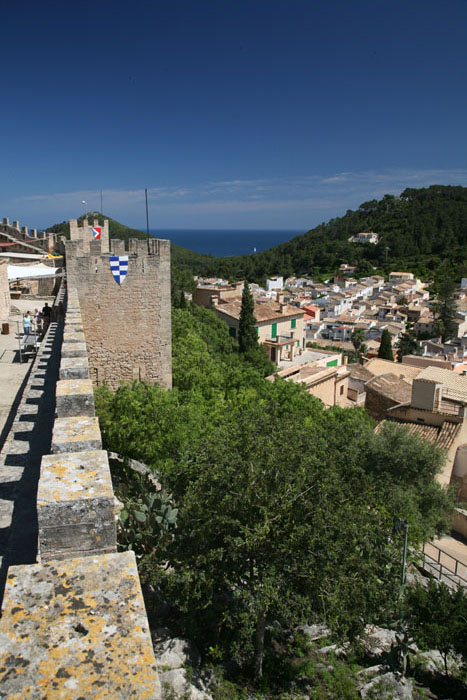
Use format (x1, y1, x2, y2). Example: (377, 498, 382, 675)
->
(145, 188, 150, 253)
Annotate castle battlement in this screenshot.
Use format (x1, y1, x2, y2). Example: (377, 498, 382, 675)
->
(0, 286, 161, 697)
(64, 230, 172, 390)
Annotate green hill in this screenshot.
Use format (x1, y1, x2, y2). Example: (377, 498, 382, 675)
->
(46, 185, 467, 290)
(171, 185, 467, 283)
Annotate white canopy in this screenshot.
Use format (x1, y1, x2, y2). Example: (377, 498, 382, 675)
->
(8, 264, 61, 282)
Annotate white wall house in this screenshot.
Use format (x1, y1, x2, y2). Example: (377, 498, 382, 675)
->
(266, 276, 283, 291)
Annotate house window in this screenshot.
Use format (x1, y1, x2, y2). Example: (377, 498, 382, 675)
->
(255, 326, 259, 337)
(271, 322, 277, 339)
(229, 326, 237, 338)
(291, 318, 296, 329)
(340, 385, 344, 395)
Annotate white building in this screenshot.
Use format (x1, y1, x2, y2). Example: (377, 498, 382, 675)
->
(266, 276, 283, 291)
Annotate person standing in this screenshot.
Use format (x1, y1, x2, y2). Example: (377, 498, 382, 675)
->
(42, 302, 51, 331)
(34, 308, 42, 333)
(23, 311, 31, 336)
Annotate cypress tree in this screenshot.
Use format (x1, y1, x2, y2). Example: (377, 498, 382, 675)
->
(238, 281, 257, 353)
(378, 329, 394, 361)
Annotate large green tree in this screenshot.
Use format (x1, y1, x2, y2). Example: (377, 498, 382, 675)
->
(432, 278, 458, 341)
(238, 280, 258, 354)
(96, 304, 454, 684)
(405, 580, 467, 677)
(378, 329, 394, 361)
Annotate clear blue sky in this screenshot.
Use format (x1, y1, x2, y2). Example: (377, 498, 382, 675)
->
(2, 0, 467, 230)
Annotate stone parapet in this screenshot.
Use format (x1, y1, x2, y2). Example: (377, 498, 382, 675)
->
(60, 356, 90, 380)
(38, 450, 116, 560)
(63, 330, 86, 344)
(56, 378, 95, 417)
(52, 415, 102, 453)
(61, 340, 87, 358)
(0, 285, 162, 697)
(0, 551, 161, 698)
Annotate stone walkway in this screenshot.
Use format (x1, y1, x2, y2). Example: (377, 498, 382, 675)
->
(0, 318, 62, 604)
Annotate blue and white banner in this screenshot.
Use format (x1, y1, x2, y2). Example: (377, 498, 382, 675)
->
(109, 255, 129, 285)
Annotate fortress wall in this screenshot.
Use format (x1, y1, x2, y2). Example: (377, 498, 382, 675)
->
(0, 259, 10, 322)
(0, 287, 161, 698)
(65, 236, 172, 390)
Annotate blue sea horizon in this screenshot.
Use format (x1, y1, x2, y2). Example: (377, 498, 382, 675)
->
(150, 228, 305, 258)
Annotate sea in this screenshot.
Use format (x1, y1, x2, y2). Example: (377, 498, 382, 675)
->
(150, 229, 305, 258)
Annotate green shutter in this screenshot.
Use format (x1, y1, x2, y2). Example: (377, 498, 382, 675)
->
(255, 326, 259, 337)
(229, 326, 237, 338)
(296, 340, 299, 347)
(291, 318, 296, 329)
(271, 322, 277, 339)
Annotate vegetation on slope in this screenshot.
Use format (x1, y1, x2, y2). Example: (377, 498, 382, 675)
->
(95, 303, 456, 692)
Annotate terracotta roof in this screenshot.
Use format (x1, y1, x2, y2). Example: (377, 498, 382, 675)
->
(216, 298, 303, 322)
(365, 373, 412, 404)
(364, 358, 422, 384)
(348, 364, 375, 382)
(377, 419, 461, 450)
(417, 366, 467, 403)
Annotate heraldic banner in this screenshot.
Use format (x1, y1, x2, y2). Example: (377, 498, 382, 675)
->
(109, 256, 129, 285)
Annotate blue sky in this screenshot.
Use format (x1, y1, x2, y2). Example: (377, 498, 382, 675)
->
(2, 0, 467, 231)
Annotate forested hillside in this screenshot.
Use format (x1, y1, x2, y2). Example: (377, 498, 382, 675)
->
(170, 185, 467, 283)
(95, 303, 462, 698)
(47, 185, 467, 291)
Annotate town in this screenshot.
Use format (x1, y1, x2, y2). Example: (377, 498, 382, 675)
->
(192, 265, 467, 550)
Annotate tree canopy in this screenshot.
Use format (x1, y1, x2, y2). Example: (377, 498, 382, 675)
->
(95, 303, 454, 680)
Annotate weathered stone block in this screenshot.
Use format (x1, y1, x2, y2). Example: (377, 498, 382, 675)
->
(56, 378, 95, 417)
(60, 356, 90, 380)
(38, 450, 116, 560)
(51, 416, 102, 453)
(61, 341, 87, 358)
(63, 330, 86, 344)
(64, 322, 84, 333)
(0, 551, 161, 698)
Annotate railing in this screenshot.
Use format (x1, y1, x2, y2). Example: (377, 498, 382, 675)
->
(420, 541, 467, 588)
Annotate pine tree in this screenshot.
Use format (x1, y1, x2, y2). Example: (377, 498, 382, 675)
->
(432, 279, 457, 341)
(238, 281, 257, 353)
(378, 329, 394, 361)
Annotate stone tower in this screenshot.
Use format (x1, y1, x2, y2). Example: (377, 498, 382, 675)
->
(65, 233, 172, 390)
(69, 217, 110, 254)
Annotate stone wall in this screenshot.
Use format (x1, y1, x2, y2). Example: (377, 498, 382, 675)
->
(0, 259, 10, 322)
(0, 287, 161, 698)
(65, 236, 172, 390)
(0, 217, 55, 253)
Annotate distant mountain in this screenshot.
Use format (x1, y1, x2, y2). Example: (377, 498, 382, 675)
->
(46, 185, 467, 287)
